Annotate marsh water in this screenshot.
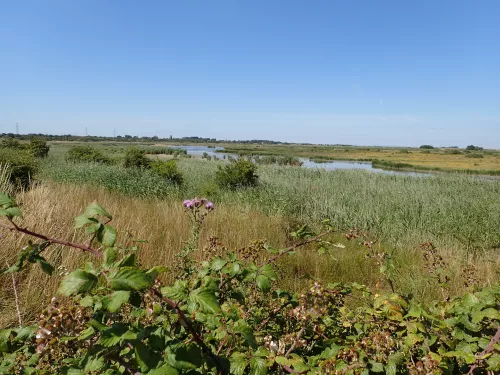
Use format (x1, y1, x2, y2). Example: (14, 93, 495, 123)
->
(167, 145, 431, 177)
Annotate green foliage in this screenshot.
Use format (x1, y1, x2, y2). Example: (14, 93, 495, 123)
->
(0, 197, 499, 374)
(215, 158, 259, 189)
(466, 145, 483, 151)
(419, 145, 435, 149)
(123, 147, 150, 168)
(27, 139, 50, 158)
(466, 153, 484, 159)
(1, 138, 24, 149)
(66, 146, 112, 164)
(0, 148, 37, 189)
(150, 160, 184, 185)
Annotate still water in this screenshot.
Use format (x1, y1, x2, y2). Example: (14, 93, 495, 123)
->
(167, 145, 430, 177)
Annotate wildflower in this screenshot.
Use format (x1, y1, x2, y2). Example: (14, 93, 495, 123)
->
(205, 201, 215, 210)
(183, 199, 193, 209)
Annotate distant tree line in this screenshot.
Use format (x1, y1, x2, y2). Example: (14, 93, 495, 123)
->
(0, 133, 288, 145)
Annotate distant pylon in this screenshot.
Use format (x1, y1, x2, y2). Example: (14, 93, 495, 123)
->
(16, 123, 19, 134)
(85, 126, 88, 136)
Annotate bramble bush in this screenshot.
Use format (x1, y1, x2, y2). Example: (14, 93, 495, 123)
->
(0, 149, 37, 189)
(215, 158, 259, 189)
(123, 147, 151, 169)
(66, 146, 113, 165)
(150, 160, 184, 185)
(27, 139, 50, 158)
(0, 193, 499, 374)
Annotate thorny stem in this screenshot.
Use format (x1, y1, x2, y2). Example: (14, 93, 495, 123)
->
(0, 218, 225, 374)
(0, 219, 103, 257)
(285, 327, 305, 358)
(150, 288, 227, 375)
(467, 326, 500, 375)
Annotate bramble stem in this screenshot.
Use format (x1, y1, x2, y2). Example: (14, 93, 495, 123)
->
(0, 219, 103, 257)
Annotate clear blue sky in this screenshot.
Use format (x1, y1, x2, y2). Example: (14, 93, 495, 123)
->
(1, 1, 499, 147)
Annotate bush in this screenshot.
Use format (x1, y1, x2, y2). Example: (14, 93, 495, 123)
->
(215, 157, 258, 189)
(123, 147, 150, 168)
(66, 146, 112, 164)
(150, 160, 184, 185)
(445, 149, 462, 155)
(466, 153, 484, 158)
(28, 139, 50, 158)
(0, 148, 37, 189)
(1, 138, 24, 149)
(419, 145, 434, 149)
(466, 145, 483, 151)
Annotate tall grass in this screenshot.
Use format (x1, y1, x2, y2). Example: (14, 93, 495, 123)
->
(1, 182, 499, 327)
(40, 158, 500, 252)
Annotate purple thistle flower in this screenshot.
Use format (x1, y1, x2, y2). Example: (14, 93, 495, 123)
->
(183, 199, 194, 209)
(205, 201, 215, 210)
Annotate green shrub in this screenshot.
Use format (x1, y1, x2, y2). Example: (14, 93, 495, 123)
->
(466, 153, 484, 158)
(419, 144, 434, 149)
(445, 149, 462, 155)
(466, 145, 483, 151)
(215, 157, 258, 189)
(123, 147, 150, 168)
(0, 148, 37, 189)
(150, 160, 184, 185)
(28, 139, 50, 158)
(66, 146, 112, 164)
(1, 138, 23, 149)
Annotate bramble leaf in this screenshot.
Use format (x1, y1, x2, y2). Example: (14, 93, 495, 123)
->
(256, 275, 271, 293)
(58, 269, 98, 296)
(189, 287, 220, 313)
(85, 201, 112, 219)
(230, 352, 248, 375)
(108, 267, 152, 291)
(104, 291, 130, 312)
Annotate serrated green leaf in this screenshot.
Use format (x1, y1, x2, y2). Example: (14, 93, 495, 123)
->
(116, 253, 137, 267)
(135, 342, 161, 372)
(249, 356, 267, 375)
(103, 247, 117, 266)
(104, 291, 130, 312)
(235, 321, 257, 349)
(6, 207, 22, 218)
(189, 287, 220, 313)
(211, 258, 227, 271)
(0, 193, 14, 207)
(256, 275, 271, 293)
(74, 214, 98, 229)
(101, 225, 117, 246)
(260, 264, 278, 280)
(0, 329, 12, 353)
(84, 356, 105, 372)
(230, 352, 248, 375)
(58, 269, 98, 296)
(85, 201, 112, 219)
(146, 266, 168, 280)
(108, 267, 152, 291)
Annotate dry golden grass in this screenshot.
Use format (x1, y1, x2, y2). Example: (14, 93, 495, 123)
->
(1, 182, 499, 327)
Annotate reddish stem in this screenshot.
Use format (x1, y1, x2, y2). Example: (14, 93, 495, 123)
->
(0, 220, 103, 258)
